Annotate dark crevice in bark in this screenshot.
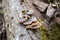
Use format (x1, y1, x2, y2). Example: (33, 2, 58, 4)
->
(27, 29, 34, 40)
(0, 30, 7, 40)
(32, 29, 41, 39)
(27, 29, 40, 40)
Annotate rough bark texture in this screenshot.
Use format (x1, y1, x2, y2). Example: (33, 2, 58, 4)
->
(3, 0, 40, 40)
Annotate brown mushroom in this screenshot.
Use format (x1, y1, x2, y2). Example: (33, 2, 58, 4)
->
(31, 21, 41, 29)
(23, 14, 31, 19)
(25, 21, 41, 29)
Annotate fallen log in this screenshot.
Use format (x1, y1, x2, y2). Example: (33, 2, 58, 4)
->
(3, 0, 41, 40)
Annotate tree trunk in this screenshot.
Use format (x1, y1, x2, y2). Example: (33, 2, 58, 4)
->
(3, 0, 40, 40)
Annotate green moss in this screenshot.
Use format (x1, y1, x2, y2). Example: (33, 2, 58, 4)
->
(38, 18, 60, 40)
(37, 18, 48, 40)
(39, 26, 48, 40)
(49, 22, 60, 40)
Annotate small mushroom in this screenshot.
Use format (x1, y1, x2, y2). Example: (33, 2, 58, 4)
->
(32, 21, 41, 29)
(31, 25, 40, 29)
(26, 9, 34, 15)
(26, 25, 32, 28)
(23, 16, 37, 25)
(22, 3, 34, 15)
(17, 17, 28, 23)
(26, 21, 41, 29)
(32, 21, 38, 26)
(23, 14, 31, 19)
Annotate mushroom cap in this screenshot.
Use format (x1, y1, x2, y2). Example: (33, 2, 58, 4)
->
(26, 21, 41, 29)
(17, 17, 28, 23)
(23, 16, 37, 25)
(27, 9, 34, 15)
(23, 14, 31, 18)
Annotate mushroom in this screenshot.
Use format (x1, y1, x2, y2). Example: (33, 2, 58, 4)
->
(31, 25, 40, 29)
(22, 2, 34, 15)
(23, 16, 37, 25)
(17, 17, 28, 23)
(26, 9, 34, 15)
(32, 21, 41, 29)
(23, 14, 31, 19)
(26, 21, 41, 29)
(26, 25, 32, 28)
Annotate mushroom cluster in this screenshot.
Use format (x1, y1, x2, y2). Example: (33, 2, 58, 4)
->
(17, 10, 41, 29)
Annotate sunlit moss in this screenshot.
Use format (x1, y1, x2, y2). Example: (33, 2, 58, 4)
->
(37, 18, 48, 40)
(39, 26, 48, 40)
(49, 22, 60, 40)
(38, 18, 60, 40)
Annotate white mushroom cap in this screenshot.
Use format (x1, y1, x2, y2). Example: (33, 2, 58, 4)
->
(23, 14, 30, 18)
(26, 9, 34, 15)
(17, 17, 28, 23)
(23, 16, 37, 25)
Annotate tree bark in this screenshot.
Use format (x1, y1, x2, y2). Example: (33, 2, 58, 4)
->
(3, 0, 40, 40)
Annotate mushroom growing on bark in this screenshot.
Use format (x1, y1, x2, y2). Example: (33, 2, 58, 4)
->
(26, 21, 41, 29)
(17, 17, 28, 23)
(18, 15, 41, 29)
(18, 9, 40, 29)
(23, 16, 37, 25)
